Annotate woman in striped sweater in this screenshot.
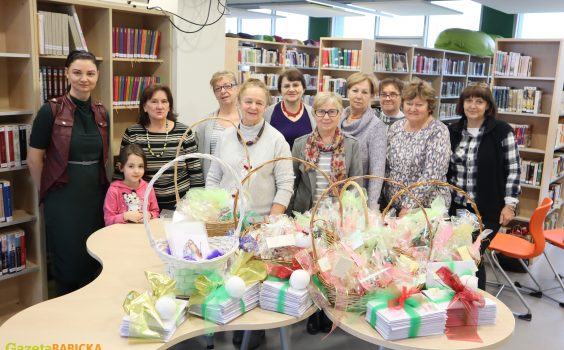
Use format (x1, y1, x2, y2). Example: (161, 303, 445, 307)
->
(121, 85, 204, 211)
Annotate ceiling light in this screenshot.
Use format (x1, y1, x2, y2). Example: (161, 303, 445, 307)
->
(305, 0, 391, 17)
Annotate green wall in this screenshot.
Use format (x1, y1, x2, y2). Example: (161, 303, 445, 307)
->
(308, 18, 332, 40)
(480, 6, 516, 38)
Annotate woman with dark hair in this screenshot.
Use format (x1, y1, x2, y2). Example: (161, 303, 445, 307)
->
(28, 50, 109, 296)
(264, 68, 315, 148)
(121, 85, 204, 211)
(448, 83, 521, 290)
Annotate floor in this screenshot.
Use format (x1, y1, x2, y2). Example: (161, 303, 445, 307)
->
(171, 244, 564, 350)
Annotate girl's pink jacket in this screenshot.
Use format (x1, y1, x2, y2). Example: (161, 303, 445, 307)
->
(103, 179, 160, 225)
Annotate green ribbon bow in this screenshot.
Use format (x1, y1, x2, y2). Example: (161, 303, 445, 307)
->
(267, 276, 290, 313)
(367, 291, 422, 338)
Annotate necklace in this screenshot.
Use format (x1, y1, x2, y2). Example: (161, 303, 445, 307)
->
(237, 121, 266, 146)
(146, 120, 169, 158)
(281, 101, 303, 118)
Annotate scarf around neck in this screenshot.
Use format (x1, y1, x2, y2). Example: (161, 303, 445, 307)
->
(304, 127, 346, 185)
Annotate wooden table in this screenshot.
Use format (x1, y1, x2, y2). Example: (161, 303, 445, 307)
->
(324, 292, 515, 350)
(0, 221, 314, 349)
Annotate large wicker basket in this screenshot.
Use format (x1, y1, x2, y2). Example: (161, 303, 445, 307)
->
(142, 153, 246, 297)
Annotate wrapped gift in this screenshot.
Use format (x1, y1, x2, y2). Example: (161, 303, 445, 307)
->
(120, 299, 188, 342)
(260, 275, 313, 317)
(422, 288, 496, 326)
(365, 289, 446, 341)
(426, 260, 478, 288)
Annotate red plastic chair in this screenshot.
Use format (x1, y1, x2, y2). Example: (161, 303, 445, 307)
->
(487, 197, 552, 321)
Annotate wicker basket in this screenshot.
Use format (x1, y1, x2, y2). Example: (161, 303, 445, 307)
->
(142, 153, 246, 297)
(173, 117, 251, 236)
(309, 175, 432, 310)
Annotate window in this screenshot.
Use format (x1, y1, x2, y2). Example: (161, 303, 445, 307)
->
(517, 13, 564, 39)
(342, 15, 376, 39)
(274, 11, 309, 41)
(225, 17, 238, 34)
(426, 0, 482, 47)
(240, 9, 272, 35)
(377, 15, 425, 37)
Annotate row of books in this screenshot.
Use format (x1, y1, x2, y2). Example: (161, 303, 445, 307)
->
(112, 76, 161, 106)
(321, 48, 361, 70)
(0, 227, 25, 276)
(37, 6, 87, 55)
(238, 46, 282, 66)
(374, 52, 408, 72)
(441, 81, 464, 98)
(442, 59, 466, 75)
(319, 76, 347, 97)
(521, 159, 543, 186)
(492, 86, 542, 114)
(438, 103, 457, 119)
(494, 51, 533, 77)
(468, 61, 488, 76)
(411, 55, 441, 74)
(285, 49, 318, 69)
(0, 125, 30, 170)
(39, 66, 68, 103)
(552, 153, 564, 180)
(555, 123, 564, 149)
(111, 27, 161, 59)
(509, 123, 532, 147)
(548, 183, 562, 209)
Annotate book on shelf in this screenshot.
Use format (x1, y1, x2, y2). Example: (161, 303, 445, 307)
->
(509, 123, 532, 147)
(319, 75, 347, 97)
(40, 66, 68, 102)
(494, 51, 532, 77)
(552, 153, 564, 180)
(0, 227, 26, 276)
(441, 81, 464, 97)
(374, 52, 407, 72)
(441, 58, 466, 75)
(321, 47, 360, 70)
(112, 27, 161, 59)
(469, 61, 487, 76)
(112, 76, 161, 107)
(0, 125, 31, 170)
(0, 180, 13, 223)
(238, 45, 282, 66)
(37, 6, 87, 55)
(411, 55, 441, 74)
(285, 49, 318, 69)
(439, 103, 457, 119)
(520, 159, 543, 186)
(492, 86, 542, 114)
(239, 72, 278, 89)
(556, 123, 564, 149)
(548, 183, 562, 208)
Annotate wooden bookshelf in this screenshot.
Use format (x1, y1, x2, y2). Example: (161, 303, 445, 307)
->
(492, 39, 564, 228)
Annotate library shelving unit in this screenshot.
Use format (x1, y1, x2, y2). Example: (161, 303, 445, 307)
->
(491, 39, 564, 226)
(0, 0, 44, 325)
(0, 0, 171, 324)
(224, 37, 319, 103)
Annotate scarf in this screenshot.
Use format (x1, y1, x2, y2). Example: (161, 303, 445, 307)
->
(304, 128, 346, 185)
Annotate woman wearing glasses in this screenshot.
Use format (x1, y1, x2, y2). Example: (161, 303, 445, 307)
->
(264, 68, 315, 149)
(378, 77, 405, 126)
(447, 83, 521, 290)
(289, 92, 362, 214)
(195, 71, 241, 179)
(382, 79, 451, 215)
(339, 72, 387, 209)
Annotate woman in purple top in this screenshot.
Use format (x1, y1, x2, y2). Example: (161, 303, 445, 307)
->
(264, 68, 315, 148)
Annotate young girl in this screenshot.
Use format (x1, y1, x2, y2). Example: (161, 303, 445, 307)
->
(104, 144, 160, 225)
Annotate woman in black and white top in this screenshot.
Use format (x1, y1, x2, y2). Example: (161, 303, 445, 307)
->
(121, 85, 204, 211)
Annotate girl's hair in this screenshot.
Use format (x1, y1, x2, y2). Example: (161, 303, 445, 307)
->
(238, 78, 272, 106)
(346, 72, 378, 95)
(65, 50, 99, 68)
(277, 68, 306, 92)
(138, 85, 177, 127)
(313, 91, 343, 112)
(456, 83, 497, 119)
(402, 78, 437, 115)
(118, 144, 146, 171)
(209, 70, 238, 88)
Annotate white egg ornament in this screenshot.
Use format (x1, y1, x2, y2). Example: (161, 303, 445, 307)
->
(155, 296, 177, 320)
(294, 232, 312, 249)
(225, 276, 246, 298)
(289, 269, 310, 290)
(459, 275, 479, 291)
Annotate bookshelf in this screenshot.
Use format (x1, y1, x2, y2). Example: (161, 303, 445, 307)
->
(0, 0, 44, 325)
(0, 0, 171, 324)
(491, 39, 564, 227)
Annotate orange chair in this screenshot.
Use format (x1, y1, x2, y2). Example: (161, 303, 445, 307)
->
(487, 197, 552, 321)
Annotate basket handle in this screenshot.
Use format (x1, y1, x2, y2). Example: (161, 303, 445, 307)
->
(143, 153, 247, 250)
(383, 180, 484, 233)
(173, 117, 251, 205)
(338, 180, 370, 229)
(309, 175, 433, 262)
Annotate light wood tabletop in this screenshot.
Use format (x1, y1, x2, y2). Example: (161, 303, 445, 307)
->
(0, 220, 315, 349)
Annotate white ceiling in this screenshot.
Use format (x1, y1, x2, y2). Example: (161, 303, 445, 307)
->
(355, 1, 462, 16)
(260, 3, 363, 17)
(472, 0, 564, 14)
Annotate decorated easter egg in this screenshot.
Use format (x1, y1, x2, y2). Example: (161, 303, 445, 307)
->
(294, 232, 312, 249)
(460, 274, 479, 291)
(289, 269, 310, 290)
(225, 276, 246, 298)
(155, 296, 177, 320)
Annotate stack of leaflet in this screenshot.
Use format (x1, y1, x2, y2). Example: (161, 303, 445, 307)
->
(259, 279, 313, 317)
(422, 288, 497, 326)
(190, 283, 260, 324)
(120, 299, 188, 342)
(366, 294, 446, 340)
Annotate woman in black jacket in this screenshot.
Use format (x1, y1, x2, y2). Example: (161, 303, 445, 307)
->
(447, 83, 521, 290)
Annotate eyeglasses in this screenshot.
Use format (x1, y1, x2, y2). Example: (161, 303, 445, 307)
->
(315, 109, 340, 118)
(213, 83, 237, 93)
(379, 93, 400, 100)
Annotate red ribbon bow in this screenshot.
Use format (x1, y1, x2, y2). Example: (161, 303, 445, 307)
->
(388, 286, 421, 309)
